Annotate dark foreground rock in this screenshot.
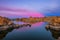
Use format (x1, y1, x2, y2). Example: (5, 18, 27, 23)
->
(45, 27, 60, 40)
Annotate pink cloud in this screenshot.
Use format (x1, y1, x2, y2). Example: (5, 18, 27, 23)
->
(0, 7, 44, 17)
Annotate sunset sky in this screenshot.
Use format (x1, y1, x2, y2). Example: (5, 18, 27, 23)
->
(0, 0, 60, 18)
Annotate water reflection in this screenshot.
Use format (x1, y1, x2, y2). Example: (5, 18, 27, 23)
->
(0, 24, 31, 40)
(1, 21, 60, 40)
(0, 27, 14, 40)
(45, 26, 60, 40)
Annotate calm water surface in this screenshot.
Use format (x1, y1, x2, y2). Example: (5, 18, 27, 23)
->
(1, 22, 56, 40)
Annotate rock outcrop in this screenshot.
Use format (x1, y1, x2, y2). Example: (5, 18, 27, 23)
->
(45, 27, 60, 40)
(0, 16, 31, 31)
(0, 16, 12, 26)
(14, 16, 60, 24)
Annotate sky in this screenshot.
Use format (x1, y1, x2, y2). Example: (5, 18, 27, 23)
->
(0, 0, 60, 17)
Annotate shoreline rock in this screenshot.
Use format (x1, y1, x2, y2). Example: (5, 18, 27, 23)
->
(0, 24, 31, 31)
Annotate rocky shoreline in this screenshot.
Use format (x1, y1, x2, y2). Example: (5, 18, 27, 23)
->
(14, 16, 60, 31)
(0, 16, 60, 31)
(0, 16, 31, 31)
(0, 24, 31, 31)
(45, 25, 60, 31)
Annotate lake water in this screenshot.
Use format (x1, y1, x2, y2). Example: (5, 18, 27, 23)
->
(0, 15, 60, 40)
(0, 21, 57, 40)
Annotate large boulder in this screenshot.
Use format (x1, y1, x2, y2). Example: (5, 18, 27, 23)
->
(0, 16, 11, 26)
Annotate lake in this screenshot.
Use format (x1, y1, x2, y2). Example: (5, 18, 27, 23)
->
(0, 21, 57, 40)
